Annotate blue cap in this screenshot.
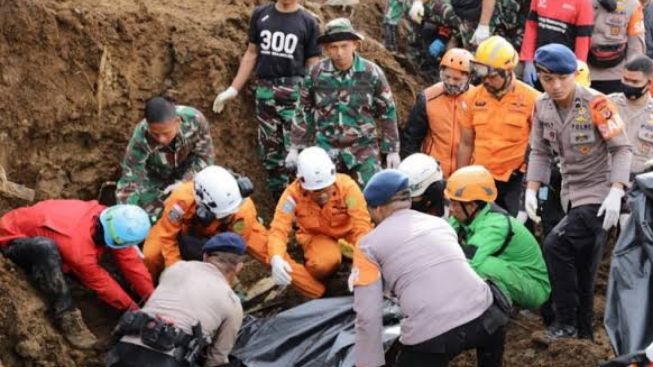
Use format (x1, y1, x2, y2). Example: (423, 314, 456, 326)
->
(202, 232, 246, 255)
(364, 169, 410, 207)
(534, 44, 577, 75)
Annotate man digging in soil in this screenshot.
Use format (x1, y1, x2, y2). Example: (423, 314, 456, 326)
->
(0, 201, 154, 349)
(116, 96, 215, 222)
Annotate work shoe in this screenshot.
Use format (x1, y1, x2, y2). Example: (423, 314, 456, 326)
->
(545, 324, 578, 341)
(58, 308, 98, 350)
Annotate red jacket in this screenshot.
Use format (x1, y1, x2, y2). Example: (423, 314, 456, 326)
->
(0, 200, 153, 310)
(520, 0, 594, 61)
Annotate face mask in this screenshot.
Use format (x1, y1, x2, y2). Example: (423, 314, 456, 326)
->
(623, 82, 649, 100)
(443, 80, 470, 96)
(441, 70, 470, 96)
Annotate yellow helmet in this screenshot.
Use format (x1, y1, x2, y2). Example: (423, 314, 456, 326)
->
(440, 48, 475, 73)
(444, 165, 497, 202)
(474, 36, 519, 71)
(576, 60, 591, 87)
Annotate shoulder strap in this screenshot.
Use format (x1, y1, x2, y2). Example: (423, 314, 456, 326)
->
(489, 205, 514, 257)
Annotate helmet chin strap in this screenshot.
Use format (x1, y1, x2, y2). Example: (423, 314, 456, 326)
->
(487, 71, 512, 99)
(461, 202, 481, 224)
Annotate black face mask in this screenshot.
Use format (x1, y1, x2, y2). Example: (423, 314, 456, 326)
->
(622, 82, 649, 100)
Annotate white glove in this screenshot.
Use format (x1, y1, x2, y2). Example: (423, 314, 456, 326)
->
(285, 148, 299, 170)
(470, 24, 491, 45)
(386, 152, 401, 169)
(212, 86, 238, 114)
(270, 255, 292, 286)
(525, 189, 541, 224)
(597, 187, 625, 230)
(347, 267, 359, 293)
(163, 181, 182, 195)
(646, 341, 653, 362)
(409, 1, 424, 23)
(516, 211, 528, 224)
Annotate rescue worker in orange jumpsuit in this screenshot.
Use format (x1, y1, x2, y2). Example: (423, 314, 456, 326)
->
(457, 35, 541, 216)
(142, 165, 268, 281)
(268, 146, 373, 298)
(401, 48, 475, 178)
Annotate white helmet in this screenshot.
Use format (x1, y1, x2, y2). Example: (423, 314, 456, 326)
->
(193, 166, 243, 218)
(297, 147, 336, 191)
(398, 153, 444, 197)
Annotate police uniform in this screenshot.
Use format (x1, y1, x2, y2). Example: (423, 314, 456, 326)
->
(609, 92, 653, 175)
(528, 85, 632, 338)
(589, 0, 645, 94)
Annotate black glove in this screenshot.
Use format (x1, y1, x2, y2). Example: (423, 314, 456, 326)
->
(598, 0, 617, 12)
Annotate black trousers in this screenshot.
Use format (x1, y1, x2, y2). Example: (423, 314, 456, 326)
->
(543, 204, 606, 337)
(3, 237, 74, 318)
(495, 172, 523, 217)
(106, 342, 185, 367)
(396, 293, 508, 367)
(591, 80, 623, 95)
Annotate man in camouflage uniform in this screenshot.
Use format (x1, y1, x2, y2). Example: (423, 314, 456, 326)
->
(384, 0, 411, 51)
(287, 18, 401, 187)
(116, 97, 214, 221)
(410, 0, 526, 51)
(212, 0, 322, 199)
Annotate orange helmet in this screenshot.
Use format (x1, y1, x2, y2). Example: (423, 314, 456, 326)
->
(445, 165, 497, 202)
(440, 48, 474, 73)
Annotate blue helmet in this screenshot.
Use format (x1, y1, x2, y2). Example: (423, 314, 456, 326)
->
(99, 205, 151, 249)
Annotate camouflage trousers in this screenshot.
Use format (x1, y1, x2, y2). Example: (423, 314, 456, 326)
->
(426, 0, 525, 50)
(116, 180, 169, 222)
(384, 0, 408, 25)
(322, 145, 381, 188)
(255, 77, 302, 198)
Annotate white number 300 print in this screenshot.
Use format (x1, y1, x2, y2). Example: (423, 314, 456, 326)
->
(260, 30, 298, 54)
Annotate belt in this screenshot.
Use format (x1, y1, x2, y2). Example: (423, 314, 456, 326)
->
(257, 76, 303, 86)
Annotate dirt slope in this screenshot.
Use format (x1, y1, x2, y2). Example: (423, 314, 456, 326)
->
(0, 0, 616, 365)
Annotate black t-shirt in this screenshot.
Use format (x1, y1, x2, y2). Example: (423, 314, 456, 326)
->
(248, 4, 322, 79)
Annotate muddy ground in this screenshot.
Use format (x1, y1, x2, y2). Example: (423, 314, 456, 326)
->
(0, 0, 617, 365)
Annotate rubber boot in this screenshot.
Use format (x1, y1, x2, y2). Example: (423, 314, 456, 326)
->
(58, 308, 98, 350)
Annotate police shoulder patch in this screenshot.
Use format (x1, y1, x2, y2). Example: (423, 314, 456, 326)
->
(167, 203, 186, 224)
(232, 219, 245, 234)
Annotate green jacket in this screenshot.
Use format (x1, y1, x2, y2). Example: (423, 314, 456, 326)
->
(449, 203, 550, 308)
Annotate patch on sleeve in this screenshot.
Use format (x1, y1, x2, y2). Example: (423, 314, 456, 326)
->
(232, 219, 245, 234)
(352, 246, 381, 287)
(167, 203, 186, 224)
(282, 196, 297, 214)
(345, 195, 357, 209)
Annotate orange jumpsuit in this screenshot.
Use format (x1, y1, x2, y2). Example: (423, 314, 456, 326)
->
(268, 174, 373, 298)
(461, 81, 540, 181)
(143, 182, 268, 280)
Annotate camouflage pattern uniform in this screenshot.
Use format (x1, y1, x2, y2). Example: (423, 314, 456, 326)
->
(425, 0, 526, 50)
(291, 54, 400, 187)
(255, 77, 302, 197)
(384, 0, 410, 51)
(116, 106, 214, 221)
